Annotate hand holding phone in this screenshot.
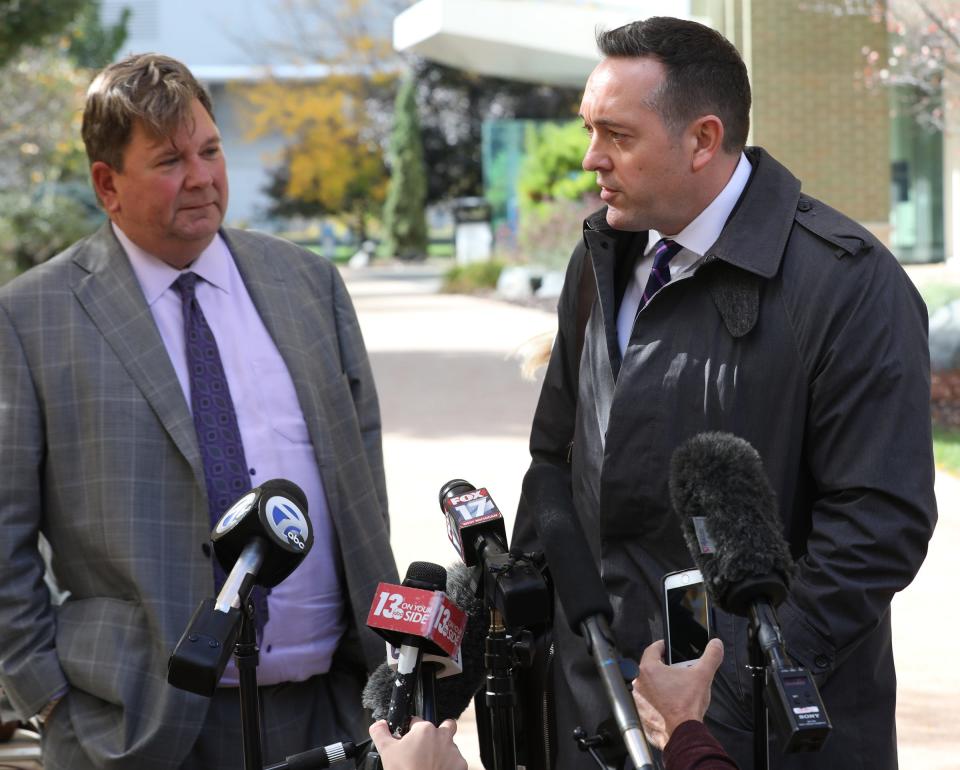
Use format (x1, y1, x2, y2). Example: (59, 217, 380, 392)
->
(662, 568, 711, 667)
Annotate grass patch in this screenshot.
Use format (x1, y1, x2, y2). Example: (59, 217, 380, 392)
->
(428, 241, 455, 258)
(304, 244, 355, 263)
(933, 425, 960, 476)
(918, 283, 960, 314)
(441, 260, 505, 293)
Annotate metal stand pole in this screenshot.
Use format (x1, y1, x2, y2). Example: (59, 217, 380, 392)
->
(749, 621, 769, 770)
(484, 608, 517, 770)
(235, 602, 263, 770)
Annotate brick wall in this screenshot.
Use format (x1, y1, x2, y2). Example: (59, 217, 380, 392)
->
(749, 0, 890, 226)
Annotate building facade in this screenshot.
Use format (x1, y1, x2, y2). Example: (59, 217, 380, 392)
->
(396, 0, 957, 263)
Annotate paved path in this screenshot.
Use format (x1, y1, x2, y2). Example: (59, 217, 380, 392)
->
(348, 262, 960, 770)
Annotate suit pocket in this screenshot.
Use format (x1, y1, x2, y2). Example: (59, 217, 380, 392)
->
(55, 597, 148, 707)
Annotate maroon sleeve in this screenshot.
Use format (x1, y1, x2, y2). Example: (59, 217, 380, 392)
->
(663, 721, 740, 770)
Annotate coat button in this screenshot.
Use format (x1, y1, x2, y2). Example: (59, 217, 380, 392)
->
(798, 199, 813, 212)
(814, 654, 829, 669)
(600, 241, 609, 249)
(201, 543, 212, 557)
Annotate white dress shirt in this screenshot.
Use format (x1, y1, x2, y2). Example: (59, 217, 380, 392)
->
(617, 152, 753, 356)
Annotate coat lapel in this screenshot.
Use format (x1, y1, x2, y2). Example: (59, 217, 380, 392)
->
(71, 223, 203, 485)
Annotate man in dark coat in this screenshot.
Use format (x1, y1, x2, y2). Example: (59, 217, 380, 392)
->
(512, 17, 937, 770)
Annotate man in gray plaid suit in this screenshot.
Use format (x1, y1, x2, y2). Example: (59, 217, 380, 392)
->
(0, 53, 398, 769)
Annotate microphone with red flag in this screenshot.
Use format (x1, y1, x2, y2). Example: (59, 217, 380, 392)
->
(366, 562, 468, 736)
(438, 481, 508, 568)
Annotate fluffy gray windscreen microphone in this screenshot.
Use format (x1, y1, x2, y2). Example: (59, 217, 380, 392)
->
(361, 662, 394, 721)
(669, 432, 795, 616)
(361, 563, 486, 721)
(436, 561, 486, 720)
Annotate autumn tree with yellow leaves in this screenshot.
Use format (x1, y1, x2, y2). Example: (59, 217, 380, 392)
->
(238, 0, 405, 240)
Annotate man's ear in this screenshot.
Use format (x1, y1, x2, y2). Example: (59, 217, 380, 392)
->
(688, 115, 725, 173)
(90, 161, 121, 214)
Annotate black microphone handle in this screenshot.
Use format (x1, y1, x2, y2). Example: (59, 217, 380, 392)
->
(581, 616, 655, 770)
(749, 599, 791, 671)
(262, 739, 360, 770)
(419, 662, 440, 725)
(386, 644, 422, 736)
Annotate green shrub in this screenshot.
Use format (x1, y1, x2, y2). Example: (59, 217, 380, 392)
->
(441, 260, 505, 293)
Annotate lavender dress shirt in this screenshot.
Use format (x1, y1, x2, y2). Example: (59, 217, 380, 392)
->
(115, 224, 345, 686)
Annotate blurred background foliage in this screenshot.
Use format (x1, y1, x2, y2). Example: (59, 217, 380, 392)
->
(0, 0, 128, 281)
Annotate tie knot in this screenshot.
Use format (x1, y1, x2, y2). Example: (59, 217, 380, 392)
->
(173, 272, 199, 301)
(652, 238, 682, 269)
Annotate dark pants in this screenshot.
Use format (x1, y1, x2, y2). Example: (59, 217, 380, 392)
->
(42, 672, 364, 770)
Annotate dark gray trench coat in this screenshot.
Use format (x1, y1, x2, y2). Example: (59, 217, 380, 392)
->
(513, 147, 937, 770)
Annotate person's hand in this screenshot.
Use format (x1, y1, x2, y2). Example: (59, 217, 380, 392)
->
(631, 638, 724, 749)
(369, 717, 467, 770)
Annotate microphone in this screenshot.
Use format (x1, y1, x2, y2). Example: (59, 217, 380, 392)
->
(363, 562, 487, 723)
(669, 432, 793, 614)
(669, 432, 830, 752)
(521, 463, 655, 770)
(168, 479, 312, 696)
(211, 477, 313, 609)
(438, 479, 550, 628)
(366, 562, 467, 735)
(438, 479, 508, 567)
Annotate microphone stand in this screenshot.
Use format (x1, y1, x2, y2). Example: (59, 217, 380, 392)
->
(236, 600, 264, 770)
(747, 612, 770, 770)
(484, 608, 518, 770)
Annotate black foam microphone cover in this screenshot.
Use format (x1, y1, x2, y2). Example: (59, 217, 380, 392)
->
(521, 462, 612, 632)
(404, 561, 447, 591)
(669, 432, 795, 616)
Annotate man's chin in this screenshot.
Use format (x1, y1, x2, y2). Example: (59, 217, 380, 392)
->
(175, 211, 223, 239)
(603, 206, 643, 232)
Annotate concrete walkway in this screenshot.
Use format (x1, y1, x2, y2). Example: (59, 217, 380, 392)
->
(347, 261, 960, 770)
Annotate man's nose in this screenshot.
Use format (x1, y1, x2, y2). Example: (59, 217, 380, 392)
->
(184, 155, 213, 187)
(582, 140, 611, 172)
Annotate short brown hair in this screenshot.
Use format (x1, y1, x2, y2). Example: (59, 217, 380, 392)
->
(82, 53, 215, 170)
(597, 17, 751, 153)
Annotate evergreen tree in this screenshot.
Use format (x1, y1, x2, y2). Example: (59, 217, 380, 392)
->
(381, 74, 428, 260)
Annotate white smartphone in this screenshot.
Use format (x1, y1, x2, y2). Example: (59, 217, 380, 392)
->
(662, 568, 711, 667)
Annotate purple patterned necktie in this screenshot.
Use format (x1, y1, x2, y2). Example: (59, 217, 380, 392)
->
(638, 238, 682, 312)
(173, 272, 268, 637)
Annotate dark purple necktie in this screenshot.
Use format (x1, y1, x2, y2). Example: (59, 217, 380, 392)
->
(638, 238, 682, 312)
(173, 272, 269, 638)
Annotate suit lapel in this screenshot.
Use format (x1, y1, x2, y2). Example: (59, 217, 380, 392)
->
(71, 223, 203, 486)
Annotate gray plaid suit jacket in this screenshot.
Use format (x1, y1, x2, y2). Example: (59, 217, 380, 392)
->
(0, 223, 398, 768)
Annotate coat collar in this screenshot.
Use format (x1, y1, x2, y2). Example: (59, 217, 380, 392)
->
(583, 146, 801, 280)
(706, 147, 801, 278)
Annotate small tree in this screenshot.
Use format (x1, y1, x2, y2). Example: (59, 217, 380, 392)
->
(381, 74, 428, 260)
(0, 1, 129, 280)
(802, 0, 959, 131)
